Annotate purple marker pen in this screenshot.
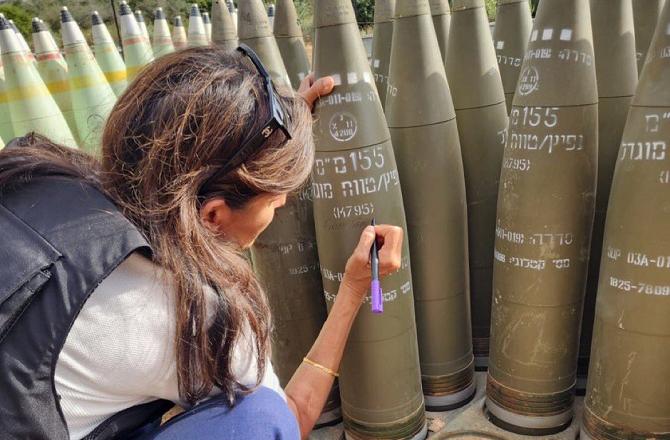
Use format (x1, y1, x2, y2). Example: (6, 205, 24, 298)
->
(370, 218, 383, 314)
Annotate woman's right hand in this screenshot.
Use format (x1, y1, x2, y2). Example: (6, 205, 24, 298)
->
(341, 224, 404, 302)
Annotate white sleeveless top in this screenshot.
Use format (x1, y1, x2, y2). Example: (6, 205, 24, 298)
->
(54, 253, 284, 440)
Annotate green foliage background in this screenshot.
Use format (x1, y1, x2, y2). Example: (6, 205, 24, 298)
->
(0, 0, 536, 45)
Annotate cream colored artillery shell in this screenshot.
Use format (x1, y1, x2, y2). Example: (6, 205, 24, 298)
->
(202, 11, 212, 43)
(188, 4, 208, 47)
(486, 0, 598, 434)
(633, 0, 665, 73)
(211, 0, 238, 51)
(493, 0, 533, 113)
(581, 3, 670, 438)
(0, 14, 76, 147)
(251, 187, 342, 428)
(371, 0, 395, 110)
(229, 1, 238, 31)
(429, 0, 451, 64)
(31, 18, 77, 139)
(446, 0, 509, 369)
(61, 7, 116, 154)
(0, 65, 14, 143)
(172, 16, 188, 51)
(274, 0, 311, 89)
(237, 0, 291, 88)
(386, 0, 475, 412)
(10, 20, 35, 65)
(312, 1, 427, 438)
(91, 11, 128, 97)
(151, 8, 174, 59)
(118, 1, 154, 81)
(579, 0, 638, 392)
(134, 10, 150, 42)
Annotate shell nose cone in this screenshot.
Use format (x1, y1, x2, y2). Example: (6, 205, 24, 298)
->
(135, 10, 145, 22)
(154, 8, 166, 20)
(60, 7, 74, 23)
(174, 15, 184, 27)
(190, 4, 201, 16)
(119, 1, 133, 16)
(32, 17, 47, 33)
(91, 11, 103, 26)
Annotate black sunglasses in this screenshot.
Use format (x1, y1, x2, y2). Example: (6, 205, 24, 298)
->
(200, 44, 292, 195)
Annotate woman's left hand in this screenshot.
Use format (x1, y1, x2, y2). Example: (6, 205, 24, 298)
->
(298, 73, 335, 110)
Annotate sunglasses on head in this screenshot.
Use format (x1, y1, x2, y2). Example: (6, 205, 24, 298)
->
(199, 44, 292, 195)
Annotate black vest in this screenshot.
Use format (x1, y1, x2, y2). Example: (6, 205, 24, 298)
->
(0, 177, 172, 439)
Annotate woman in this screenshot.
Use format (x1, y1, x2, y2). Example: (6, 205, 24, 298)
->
(0, 46, 403, 439)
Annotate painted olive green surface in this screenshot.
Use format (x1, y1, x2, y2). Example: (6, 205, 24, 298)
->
(250, 188, 341, 425)
(487, 0, 598, 432)
(274, 0, 311, 89)
(492, 0, 533, 113)
(633, 0, 665, 73)
(371, 0, 395, 110)
(238, 0, 291, 88)
(579, 0, 637, 387)
(583, 3, 670, 437)
(211, 0, 238, 51)
(386, 0, 474, 410)
(429, 0, 451, 64)
(446, 0, 508, 368)
(312, 0, 426, 438)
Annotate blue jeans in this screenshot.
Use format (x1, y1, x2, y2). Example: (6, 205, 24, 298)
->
(137, 387, 300, 440)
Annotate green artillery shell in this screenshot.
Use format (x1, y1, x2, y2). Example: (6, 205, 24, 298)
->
(429, 0, 451, 64)
(92, 11, 128, 96)
(188, 4, 208, 48)
(371, 0, 395, 110)
(0, 66, 14, 143)
(10, 19, 35, 65)
(386, 0, 475, 411)
(251, 187, 342, 427)
(151, 8, 175, 59)
(633, 0, 665, 73)
(32, 18, 77, 140)
(582, 3, 670, 438)
(202, 12, 212, 43)
(0, 15, 77, 148)
(172, 16, 188, 51)
(493, 0, 533, 113)
(579, 0, 638, 390)
(238, 0, 291, 88)
(486, 0, 598, 434)
(211, 0, 238, 51)
(312, 1, 426, 438)
(61, 7, 117, 154)
(446, 0, 509, 369)
(274, 0, 311, 89)
(134, 10, 150, 43)
(268, 4, 276, 29)
(118, 1, 154, 81)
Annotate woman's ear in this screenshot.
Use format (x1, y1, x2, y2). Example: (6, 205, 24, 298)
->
(199, 197, 233, 234)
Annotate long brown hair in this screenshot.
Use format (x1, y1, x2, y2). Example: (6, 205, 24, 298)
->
(0, 47, 314, 405)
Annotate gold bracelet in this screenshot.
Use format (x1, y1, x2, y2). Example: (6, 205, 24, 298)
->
(302, 357, 339, 378)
